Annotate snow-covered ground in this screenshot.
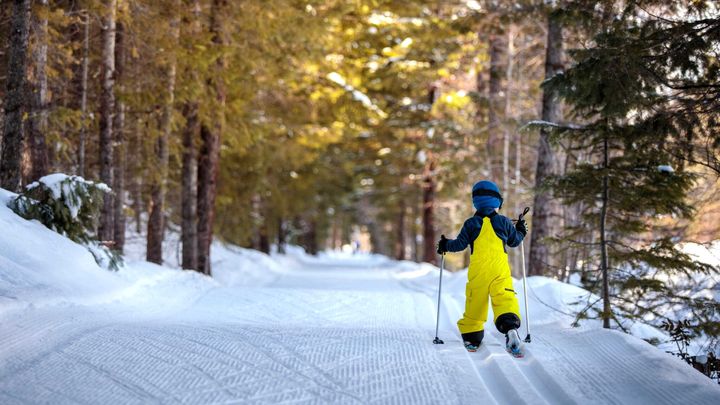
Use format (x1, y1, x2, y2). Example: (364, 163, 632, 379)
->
(1, 193, 719, 404)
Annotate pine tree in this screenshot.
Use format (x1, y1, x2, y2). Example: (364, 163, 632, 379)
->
(529, 6, 564, 277)
(538, 1, 720, 331)
(28, 0, 50, 182)
(0, 0, 32, 192)
(97, 0, 117, 243)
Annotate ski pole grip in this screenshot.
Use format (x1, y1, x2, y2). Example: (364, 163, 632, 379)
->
(519, 206, 530, 221)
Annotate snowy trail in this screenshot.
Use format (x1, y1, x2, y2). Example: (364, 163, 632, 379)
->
(431, 273, 719, 405)
(1, 254, 719, 404)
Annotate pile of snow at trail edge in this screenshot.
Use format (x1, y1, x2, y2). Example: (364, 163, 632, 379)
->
(1, 189, 720, 404)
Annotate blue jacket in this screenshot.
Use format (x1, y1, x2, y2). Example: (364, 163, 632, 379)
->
(446, 211, 524, 254)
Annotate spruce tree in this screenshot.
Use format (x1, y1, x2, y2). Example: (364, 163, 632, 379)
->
(537, 1, 719, 334)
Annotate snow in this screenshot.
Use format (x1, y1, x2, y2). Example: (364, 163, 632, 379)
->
(25, 173, 110, 219)
(0, 189, 124, 314)
(523, 120, 585, 130)
(1, 193, 720, 404)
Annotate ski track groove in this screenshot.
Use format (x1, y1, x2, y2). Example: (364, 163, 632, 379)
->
(132, 334, 238, 400)
(443, 295, 524, 405)
(432, 278, 575, 405)
(483, 331, 577, 405)
(503, 348, 577, 405)
(578, 329, 709, 405)
(178, 325, 365, 404)
(532, 332, 620, 404)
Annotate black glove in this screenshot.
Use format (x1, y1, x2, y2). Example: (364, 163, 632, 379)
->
(436, 234, 448, 255)
(515, 219, 527, 236)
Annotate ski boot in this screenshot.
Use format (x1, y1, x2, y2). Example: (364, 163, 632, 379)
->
(461, 331, 484, 352)
(464, 341, 480, 352)
(505, 329, 524, 358)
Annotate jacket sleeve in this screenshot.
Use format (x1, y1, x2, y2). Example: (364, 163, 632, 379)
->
(503, 215, 524, 248)
(446, 219, 472, 252)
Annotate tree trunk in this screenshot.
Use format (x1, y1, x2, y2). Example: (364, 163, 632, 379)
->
(258, 222, 270, 254)
(330, 218, 339, 250)
(28, 0, 49, 182)
(181, 0, 201, 271)
(422, 158, 437, 265)
(600, 135, 610, 329)
(181, 103, 199, 270)
(529, 12, 564, 276)
(113, 18, 127, 253)
(78, 10, 90, 177)
(411, 189, 420, 262)
(0, 0, 31, 193)
(277, 217, 286, 254)
(395, 200, 406, 260)
(147, 11, 179, 264)
(502, 25, 515, 196)
(98, 0, 117, 243)
(475, 30, 489, 177)
(131, 116, 143, 233)
(487, 29, 505, 181)
(303, 217, 318, 255)
(197, 123, 219, 274)
(196, 0, 226, 275)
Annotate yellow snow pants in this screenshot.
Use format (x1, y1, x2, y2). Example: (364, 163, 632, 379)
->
(457, 216, 521, 335)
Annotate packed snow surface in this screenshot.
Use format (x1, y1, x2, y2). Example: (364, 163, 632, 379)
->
(1, 197, 719, 404)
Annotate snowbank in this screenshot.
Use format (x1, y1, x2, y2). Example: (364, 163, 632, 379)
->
(0, 188, 290, 317)
(393, 262, 599, 329)
(0, 189, 125, 314)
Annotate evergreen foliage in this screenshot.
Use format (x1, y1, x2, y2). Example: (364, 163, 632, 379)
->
(10, 174, 108, 242)
(8, 174, 121, 270)
(536, 1, 720, 336)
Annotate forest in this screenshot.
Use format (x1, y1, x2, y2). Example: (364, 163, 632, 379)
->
(1, 0, 719, 337)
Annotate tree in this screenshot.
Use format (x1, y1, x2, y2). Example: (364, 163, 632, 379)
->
(539, 1, 719, 331)
(147, 5, 179, 264)
(28, 0, 50, 182)
(97, 0, 117, 242)
(77, 9, 90, 177)
(0, 0, 32, 192)
(113, 4, 127, 253)
(180, 0, 201, 271)
(196, 0, 226, 275)
(529, 7, 564, 276)
(181, 101, 199, 270)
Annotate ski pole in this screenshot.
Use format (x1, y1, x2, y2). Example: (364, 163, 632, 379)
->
(433, 253, 445, 344)
(518, 206, 531, 343)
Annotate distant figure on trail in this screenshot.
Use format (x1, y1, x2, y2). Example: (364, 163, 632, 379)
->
(436, 180, 527, 356)
(352, 240, 360, 255)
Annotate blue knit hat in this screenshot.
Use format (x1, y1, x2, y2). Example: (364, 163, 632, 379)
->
(472, 180, 503, 212)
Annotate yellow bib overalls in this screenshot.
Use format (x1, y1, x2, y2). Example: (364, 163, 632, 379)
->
(457, 216, 521, 335)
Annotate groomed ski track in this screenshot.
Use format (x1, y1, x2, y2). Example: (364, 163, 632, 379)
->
(1, 254, 719, 404)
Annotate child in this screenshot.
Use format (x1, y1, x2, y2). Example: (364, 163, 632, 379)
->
(436, 180, 527, 355)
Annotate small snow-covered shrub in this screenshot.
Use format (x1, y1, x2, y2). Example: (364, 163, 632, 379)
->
(8, 173, 122, 270)
(87, 241, 124, 272)
(10, 174, 108, 242)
